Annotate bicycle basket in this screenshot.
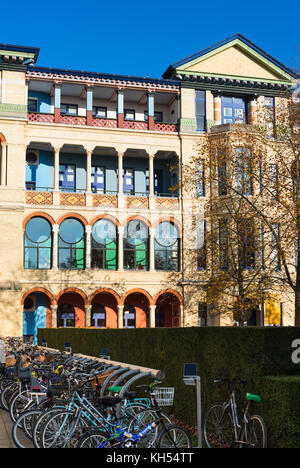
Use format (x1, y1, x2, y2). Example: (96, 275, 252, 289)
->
(152, 387, 174, 407)
(47, 374, 70, 397)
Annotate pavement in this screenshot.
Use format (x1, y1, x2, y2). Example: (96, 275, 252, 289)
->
(0, 409, 14, 448)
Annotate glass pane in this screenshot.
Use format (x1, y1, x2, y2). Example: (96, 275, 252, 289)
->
(38, 248, 51, 269)
(60, 219, 84, 244)
(155, 222, 178, 247)
(25, 217, 51, 243)
(92, 219, 116, 244)
(224, 108, 233, 117)
(24, 248, 37, 269)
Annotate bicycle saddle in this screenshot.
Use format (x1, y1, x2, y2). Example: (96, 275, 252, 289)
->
(98, 396, 122, 408)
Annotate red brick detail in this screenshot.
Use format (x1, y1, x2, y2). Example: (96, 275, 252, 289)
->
(54, 107, 61, 123)
(117, 113, 124, 128)
(21, 288, 56, 306)
(121, 289, 154, 306)
(86, 110, 93, 126)
(148, 115, 154, 131)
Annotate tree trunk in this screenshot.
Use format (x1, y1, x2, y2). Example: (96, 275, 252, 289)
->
(295, 289, 300, 326)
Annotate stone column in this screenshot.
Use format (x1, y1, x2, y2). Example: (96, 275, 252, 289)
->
(54, 147, 60, 191)
(118, 225, 124, 271)
(86, 86, 93, 126)
(180, 305, 184, 327)
(1, 143, 7, 186)
(50, 305, 58, 328)
(85, 225, 92, 269)
(213, 93, 222, 125)
(117, 89, 124, 128)
(248, 96, 258, 126)
(54, 83, 61, 123)
(118, 152, 125, 208)
(150, 305, 156, 328)
(85, 304, 92, 327)
(52, 224, 59, 269)
(149, 227, 155, 272)
(86, 150, 92, 193)
(117, 305, 124, 329)
(147, 92, 155, 130)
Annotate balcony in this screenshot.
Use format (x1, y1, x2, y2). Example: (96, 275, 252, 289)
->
(27, 112, 178, 133)
(24, 146, 180, 210)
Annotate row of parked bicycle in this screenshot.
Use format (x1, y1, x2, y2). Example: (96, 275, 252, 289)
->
(0, 344, 192, 448)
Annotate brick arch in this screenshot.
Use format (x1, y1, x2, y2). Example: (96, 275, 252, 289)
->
(22, 212, 55, 230)
(153, 289, 183, 305)
(121, 288, 154, 305)
(87, 288, 121, 306)
(56, 288, 88, 304)
(21, 287, 56, 306)
(123, 215, 151, 229)
(0, 133, 6, 143)
(152, 217, 182, 235)
(57, 213, 88, 226)
(90, 214, 120, 228)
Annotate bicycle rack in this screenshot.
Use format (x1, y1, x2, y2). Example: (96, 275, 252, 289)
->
(119, 371, 152, 397)
(100, 367, 128, 396)
(112, 369, 140, 389)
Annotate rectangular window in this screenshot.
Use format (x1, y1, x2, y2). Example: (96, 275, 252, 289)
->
(271, 223, 281, 271)
(218, 160, 227, 196)
(144, 111, 163, 122)
(196, 160, 205, 197)
(264, 97, 275, 136)
(197, 220, 206, 270)
(124, 109, 135, 120)
(222, 96, 246, 124)
(236, 147, 252, 195)
(61, 104, 78, 115)
(269, 163, 278, 199)
(59, 164, 76, 192)
(198, 303, 208, 326)
(123, 168, 134, 194)
(92, 106, 107, 118)
(28, 98, 38, 113)
(91, 166, 105, 193)
(239, 219, 255, 269)
(219, 219, 228, 270)
(195, 90, 206, 131)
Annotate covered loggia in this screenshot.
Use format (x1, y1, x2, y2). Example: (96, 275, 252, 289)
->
(21, 289, 53, 344)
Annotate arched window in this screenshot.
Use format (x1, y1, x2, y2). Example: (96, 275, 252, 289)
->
(123, 304, 136, 328)
(58, 218, 85, 269)
(154, 222, 179, 271)
(24, 217, 52, 269)
(91, 219, 117, 270)
(57, 303, 75, 327)
(124, 220, 149, 270)
(91, 304, 106, 328)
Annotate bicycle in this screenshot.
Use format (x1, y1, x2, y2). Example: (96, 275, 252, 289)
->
(77, 381, 192, 449)
(204, 378, 267, 448)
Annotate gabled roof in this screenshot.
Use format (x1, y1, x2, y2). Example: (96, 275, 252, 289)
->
(162, 33, 299, 80)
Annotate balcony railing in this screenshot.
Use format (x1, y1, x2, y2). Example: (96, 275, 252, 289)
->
(27, 112, 178, 132)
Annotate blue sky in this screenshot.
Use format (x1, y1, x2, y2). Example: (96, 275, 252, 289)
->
(2, 0, 299, 78)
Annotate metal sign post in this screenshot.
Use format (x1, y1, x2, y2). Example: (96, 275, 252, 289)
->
(183, 363, 202, 448)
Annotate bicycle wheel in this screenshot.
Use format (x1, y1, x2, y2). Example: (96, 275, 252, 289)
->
(204, 404, 234, 448)
(127, 409, 162, 448)
(76, 430, 113, 448)
(157, 424, 192, 448)
(1, 383, 19, 411)
(246, 415, 267, 448)
(12, 409, 43, 448)
(32, 406, 66, 448)
(41, 410, 87, 449)
(9, 390, 36, 422)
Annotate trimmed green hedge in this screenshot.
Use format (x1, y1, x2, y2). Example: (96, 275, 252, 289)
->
(38, 327, 300, 448)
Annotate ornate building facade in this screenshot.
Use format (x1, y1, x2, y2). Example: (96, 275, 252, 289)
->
(0, 34, 298, 341)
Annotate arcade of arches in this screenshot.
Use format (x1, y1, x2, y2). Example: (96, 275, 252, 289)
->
(21, 288, 183, 343)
